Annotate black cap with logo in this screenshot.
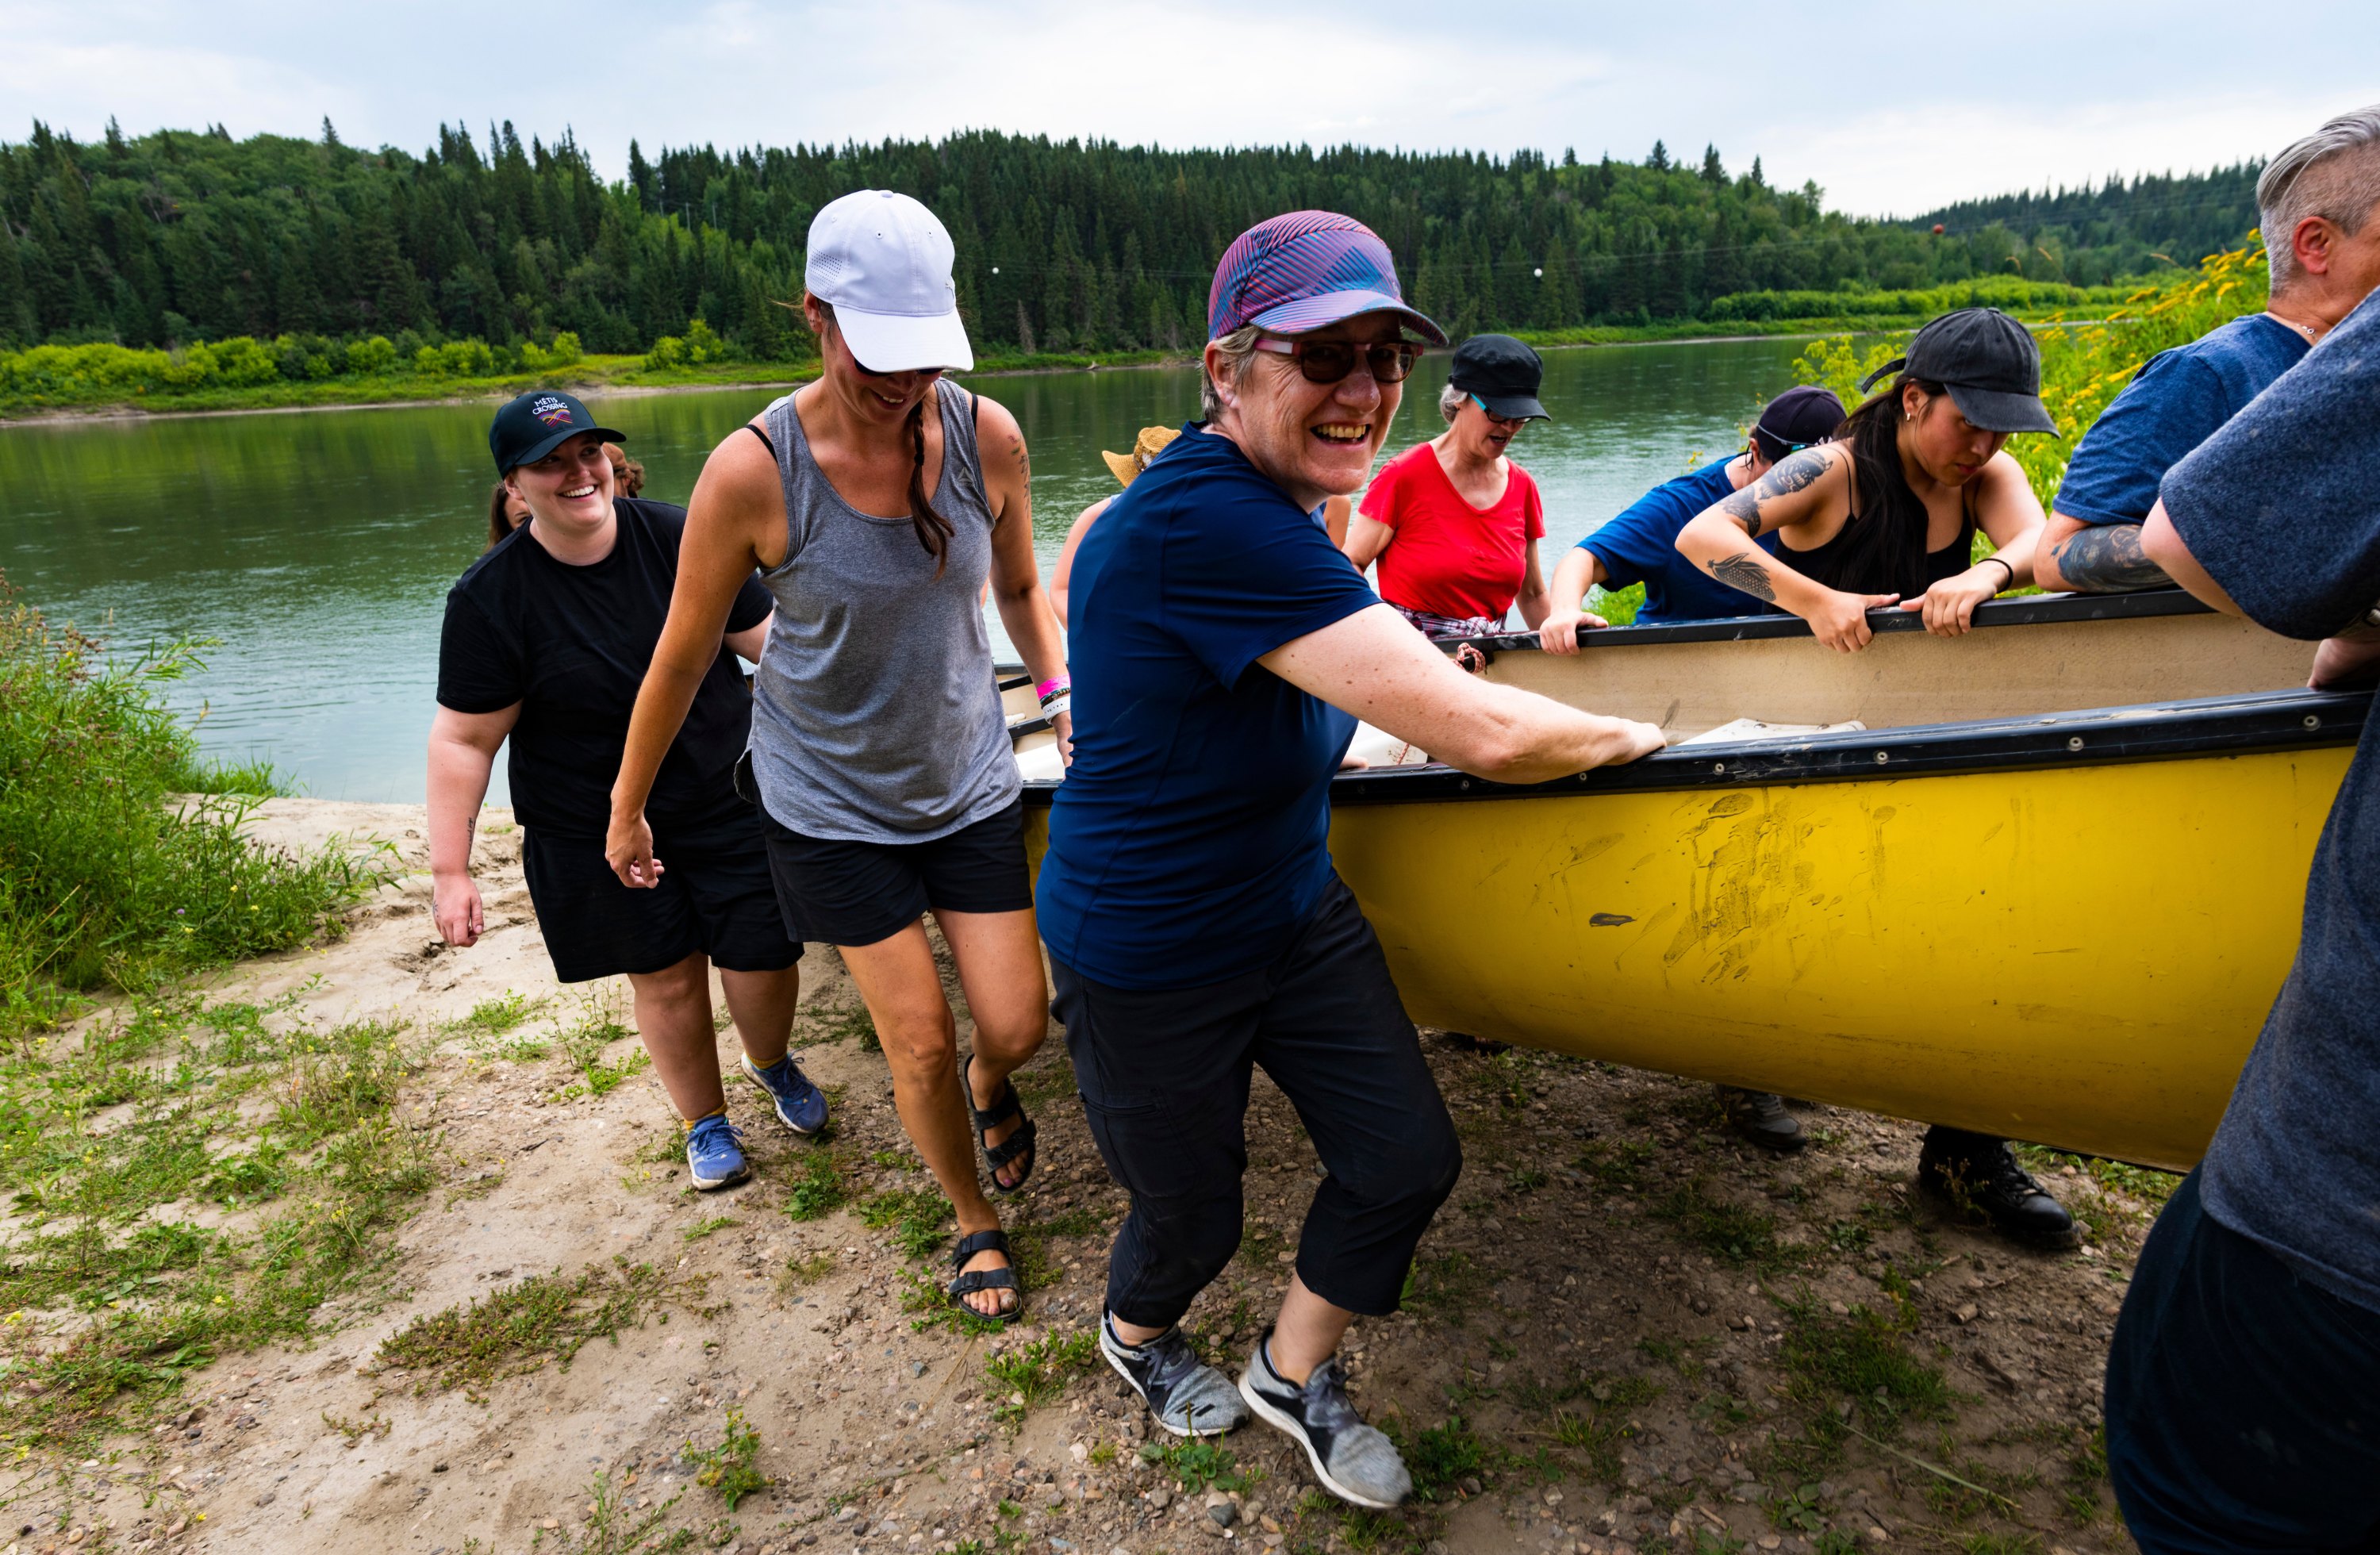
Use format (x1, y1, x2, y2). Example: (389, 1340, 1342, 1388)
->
(489, 390, 624, 475)
(1750, 385, 1846, 461)
(1858, 307, 2058, 435)
(1448, 333, 1549, 421)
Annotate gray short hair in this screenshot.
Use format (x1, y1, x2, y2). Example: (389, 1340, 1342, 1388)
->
(1200, 326, 1263, 420)
(1438, 381, 1468, 425)
(2259, 104, 2380, 290)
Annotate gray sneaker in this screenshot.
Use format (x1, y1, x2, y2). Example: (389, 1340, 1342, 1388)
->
(1099, 1311, 1250, 1438)
(1238, 1332, 1410, 1509)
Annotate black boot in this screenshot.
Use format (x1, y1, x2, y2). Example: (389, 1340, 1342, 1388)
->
(1918, 1127, 2080, 1250)
(1718, 1086, 1805, 1153)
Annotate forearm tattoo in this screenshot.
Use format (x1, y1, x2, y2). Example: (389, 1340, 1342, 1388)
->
(1708, 553, 1779, 602)
(2048, 524, 2171, 592)
(1720, 447, 1833, 539)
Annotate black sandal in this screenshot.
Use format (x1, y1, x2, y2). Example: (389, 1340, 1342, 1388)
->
(964, 1054, 1038, 1194)
(948, 1228, 1023, 1323)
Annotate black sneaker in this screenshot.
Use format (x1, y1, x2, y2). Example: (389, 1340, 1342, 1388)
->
(1718, 1086, 1806, 1153)
(1099, 1310, 1248, 1438)
(1238, 1330, 1410, 1509)
(1918, 1127, 2080, 1250)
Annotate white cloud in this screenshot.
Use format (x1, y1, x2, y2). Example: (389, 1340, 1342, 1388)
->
(2, 0, 2374, 216)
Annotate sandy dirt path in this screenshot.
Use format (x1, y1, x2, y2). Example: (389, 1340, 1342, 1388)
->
(10, 799, 2144, 1555)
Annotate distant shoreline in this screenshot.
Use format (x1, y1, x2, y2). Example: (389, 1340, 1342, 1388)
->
(0, 321, 1933, 428)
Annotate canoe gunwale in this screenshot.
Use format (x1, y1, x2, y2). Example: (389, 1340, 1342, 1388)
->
(1015, 688, 2370, 808)
(1430, 586, 2213, 657)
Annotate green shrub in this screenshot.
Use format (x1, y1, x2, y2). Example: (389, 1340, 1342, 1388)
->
(0, 585, 386, 1033)
(344, 336, 397, 375)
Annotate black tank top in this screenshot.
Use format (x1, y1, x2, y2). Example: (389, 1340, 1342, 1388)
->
(1777, 463, 1977, 593)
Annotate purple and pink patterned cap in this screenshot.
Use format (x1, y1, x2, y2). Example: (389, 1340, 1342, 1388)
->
(1207, 211, 1447, 345)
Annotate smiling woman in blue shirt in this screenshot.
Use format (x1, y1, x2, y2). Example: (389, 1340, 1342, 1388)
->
(1042, 211, 1664, 1507)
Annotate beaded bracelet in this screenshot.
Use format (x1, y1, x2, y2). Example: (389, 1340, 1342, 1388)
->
(1035, 674, 1072, 705)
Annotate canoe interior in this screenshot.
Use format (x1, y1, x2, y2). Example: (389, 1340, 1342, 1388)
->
(1472, 594, 2315, 738)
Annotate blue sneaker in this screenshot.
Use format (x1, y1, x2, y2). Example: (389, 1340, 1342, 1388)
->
(742, 1053, 829, 1136)
(685, 1114, 750, 1191)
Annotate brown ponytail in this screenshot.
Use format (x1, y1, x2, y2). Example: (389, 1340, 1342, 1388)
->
(486, 480, 519, 551)
(907, 394, 955, 578)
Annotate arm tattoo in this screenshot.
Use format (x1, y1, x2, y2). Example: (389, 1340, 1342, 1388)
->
(1708, 552, 1779, 603)
(2048, 524, 2171, 592)
(1759, 447, 1833, 497)
(1008, 433, 1031, 484)
(1718, 487, 1762, 538)
(1721, 447, 1833, 538)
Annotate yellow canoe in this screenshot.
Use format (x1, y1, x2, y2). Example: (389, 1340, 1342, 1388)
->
(1018, 593, 2362, 1170)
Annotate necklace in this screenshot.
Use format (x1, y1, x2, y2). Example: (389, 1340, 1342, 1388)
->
(2268, 310, 2320, 345)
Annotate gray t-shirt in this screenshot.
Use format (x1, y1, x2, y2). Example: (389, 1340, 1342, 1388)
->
(2163, 287, 2380, 1312)
(746, 379, 1019, 842)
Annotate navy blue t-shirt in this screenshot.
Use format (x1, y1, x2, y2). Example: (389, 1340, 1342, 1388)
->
(1038, 425, 1380, 990)
(1580, 457, 1783, 623)
(2165, 290, 2380, 1313)
(2056, 313, 2308, 527)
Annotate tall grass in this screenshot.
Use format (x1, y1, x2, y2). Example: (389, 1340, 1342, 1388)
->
(0, 579, 386, 1037)
(1791, 239, 2272, 510)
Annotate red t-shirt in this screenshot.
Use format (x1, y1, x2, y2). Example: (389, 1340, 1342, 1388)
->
(1359, 442, 1545, 620)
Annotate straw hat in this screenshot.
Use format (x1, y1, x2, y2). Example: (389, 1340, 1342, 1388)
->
(1101, 425, 1180, 487)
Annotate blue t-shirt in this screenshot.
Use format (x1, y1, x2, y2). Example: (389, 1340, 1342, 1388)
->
(1038, 426, 1380, 990)
(2164, 289, 2380, 1314)
(2056, 313, 2308, 527)
(1580, 457, 1783, 624)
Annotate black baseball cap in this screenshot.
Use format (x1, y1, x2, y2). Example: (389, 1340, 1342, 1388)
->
(1448, 334, 1549, 421)
(1858, 307, 2057, 435)
(1750, 385, 1845, 460)
(489, 390, 624, 475)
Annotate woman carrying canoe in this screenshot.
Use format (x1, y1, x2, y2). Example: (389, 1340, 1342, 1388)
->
(1676, 306, 2048, 651)
(1343, 333, 1554, 639)
(1045, 211, 1663, 1503)
(605, 190, 1068, 1324)
(1675, 306, 2078, 1249)
(431, 392, 825, 1192)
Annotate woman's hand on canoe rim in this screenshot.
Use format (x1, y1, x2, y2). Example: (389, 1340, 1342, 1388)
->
(1808, 585, 1901, 653)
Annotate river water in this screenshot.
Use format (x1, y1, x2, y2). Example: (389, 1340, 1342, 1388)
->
(0, 337, 1807, 803)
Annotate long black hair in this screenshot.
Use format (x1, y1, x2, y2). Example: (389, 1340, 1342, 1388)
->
(813, 301, 954, 578)
(1821, 374, 1948, 599)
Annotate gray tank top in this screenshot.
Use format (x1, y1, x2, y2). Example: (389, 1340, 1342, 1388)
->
(747, 378, 1019, 842)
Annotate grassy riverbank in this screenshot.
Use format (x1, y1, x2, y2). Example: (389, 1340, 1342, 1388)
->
(2, 288, 2141, 421)
(0, 584, 386, 1037)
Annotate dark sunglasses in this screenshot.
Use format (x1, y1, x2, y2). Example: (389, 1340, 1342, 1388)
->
(1253, 336, 1422, 385)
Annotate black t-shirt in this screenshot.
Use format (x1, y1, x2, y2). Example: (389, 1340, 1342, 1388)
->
(436, 497, 772, 835)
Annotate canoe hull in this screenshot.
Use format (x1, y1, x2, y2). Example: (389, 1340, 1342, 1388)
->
(1010, 597, 2359, 1172)
(1329, 745, 2344, 1171)
(1024, 742, 2341, 1171)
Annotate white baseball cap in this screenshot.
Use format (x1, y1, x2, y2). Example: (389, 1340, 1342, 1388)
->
(805, 190, 975, 373)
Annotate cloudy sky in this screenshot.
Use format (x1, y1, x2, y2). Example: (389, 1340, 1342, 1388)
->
(6, 0, 2374, 216)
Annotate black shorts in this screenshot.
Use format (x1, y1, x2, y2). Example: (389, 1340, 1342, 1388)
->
(758, 796, 1034, 948)
(521, 797, 803, 984)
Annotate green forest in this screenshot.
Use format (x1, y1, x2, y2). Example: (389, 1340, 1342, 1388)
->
(1, 117, 2262, 365)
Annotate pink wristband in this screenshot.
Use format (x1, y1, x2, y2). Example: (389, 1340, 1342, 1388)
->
(1035, 675, 1071, 701)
